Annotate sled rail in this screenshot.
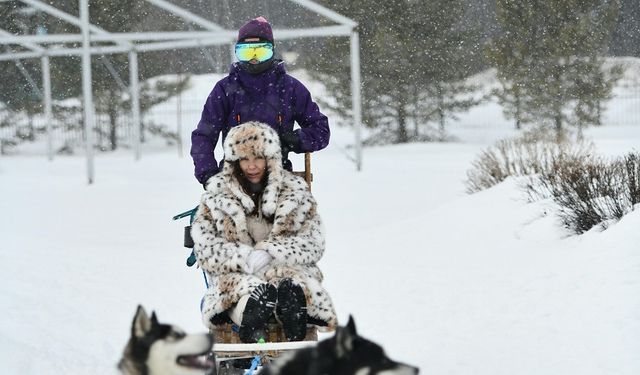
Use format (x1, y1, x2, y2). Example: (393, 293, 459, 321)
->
(214, 341, 315, 352)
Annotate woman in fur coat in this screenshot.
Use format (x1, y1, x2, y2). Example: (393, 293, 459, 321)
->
(191, 121, 337, 343)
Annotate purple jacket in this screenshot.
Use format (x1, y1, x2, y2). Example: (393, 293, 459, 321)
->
(190, 61, 330, 184)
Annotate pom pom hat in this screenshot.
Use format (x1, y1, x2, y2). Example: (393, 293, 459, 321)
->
(237, 16, 274, 44)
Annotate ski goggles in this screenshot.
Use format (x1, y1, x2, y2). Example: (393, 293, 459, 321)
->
(235, 42, 274, 63)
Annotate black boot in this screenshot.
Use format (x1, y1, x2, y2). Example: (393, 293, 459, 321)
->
(238, 283, 277, 343)
(276, 278, 308, 341)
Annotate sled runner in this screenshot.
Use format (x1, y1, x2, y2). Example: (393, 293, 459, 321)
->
(210, 324, 318, 374)
(174, 153, 317, 374)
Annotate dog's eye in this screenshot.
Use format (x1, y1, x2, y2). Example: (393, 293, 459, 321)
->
(169, 331, 186, 340)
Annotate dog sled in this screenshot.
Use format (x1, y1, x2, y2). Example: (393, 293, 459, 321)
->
(174, 154, 316, 374)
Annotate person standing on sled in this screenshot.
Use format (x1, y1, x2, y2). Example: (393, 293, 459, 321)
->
(190, 16, 330, 187)
(191, 122, 337, 343)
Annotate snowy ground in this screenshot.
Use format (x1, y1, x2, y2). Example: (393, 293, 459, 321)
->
(1, 67, 640, 374)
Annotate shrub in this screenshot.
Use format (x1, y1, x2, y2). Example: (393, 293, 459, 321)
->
(622, 153, 640, 207)
(465, 132, 593, 193)
(467, 131, 639, 234)
(533, 152, 640, 233)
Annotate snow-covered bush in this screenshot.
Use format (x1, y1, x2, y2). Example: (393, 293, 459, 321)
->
(465, 131, 593, 193)
(467, 133, 639, 234)
(532, 152, 640, 234)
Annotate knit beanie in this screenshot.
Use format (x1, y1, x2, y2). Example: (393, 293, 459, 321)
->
(237, 16, 274, 43)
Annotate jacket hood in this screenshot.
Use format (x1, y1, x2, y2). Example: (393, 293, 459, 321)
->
(219, 121, 283, 217)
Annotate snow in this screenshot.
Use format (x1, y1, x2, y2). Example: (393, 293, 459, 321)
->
(1, 66, 640, 374)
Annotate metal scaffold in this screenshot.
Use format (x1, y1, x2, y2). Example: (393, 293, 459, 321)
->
(0, 0, 362, 184)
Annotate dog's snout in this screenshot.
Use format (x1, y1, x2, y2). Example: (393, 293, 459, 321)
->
(413, 366, 420, 374)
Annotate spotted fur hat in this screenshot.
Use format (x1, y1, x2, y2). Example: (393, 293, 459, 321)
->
(223, 121, 281, 162)
(221, 121, 283, 216)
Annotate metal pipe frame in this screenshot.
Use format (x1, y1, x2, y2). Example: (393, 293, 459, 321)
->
(22, 0, 133, 162)
(0, 25, 352, 45)
(80, 0, 95, 184)
(0, 25, 350, 60)
(129, 50, 141, 161)
(1, 0, 363, 177)
(144, 0, 225, 31)
(0, 36, 229, 61)
(41, 55, 53, 161)
(143, 0, 227, 68)
(1, 28, 54, 160)
(350, 31, 362, 171)
(290, 0, 358, 28)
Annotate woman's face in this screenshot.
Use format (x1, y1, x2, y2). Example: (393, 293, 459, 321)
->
(239, 155, 267, 183)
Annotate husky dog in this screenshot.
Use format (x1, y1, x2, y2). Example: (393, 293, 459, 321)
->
(261, 316, 419, 375)
(118, 305, 215, 375)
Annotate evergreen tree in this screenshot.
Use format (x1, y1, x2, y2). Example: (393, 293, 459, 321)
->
(610, 0, 640, 56)
(302, 0, 479, 144)
(486, 0, 620, 139)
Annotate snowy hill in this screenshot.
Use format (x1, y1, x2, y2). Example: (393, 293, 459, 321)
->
(1, 58, 639, 374)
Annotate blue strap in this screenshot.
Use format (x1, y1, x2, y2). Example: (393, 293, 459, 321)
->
(245, 356, 261, 375)
(173, 206, 199, 267)
(172, 207, 198, 221)
(174, 206, 210, 302)
(202, 269, 209, 289)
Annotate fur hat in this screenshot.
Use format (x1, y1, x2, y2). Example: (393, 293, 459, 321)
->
(221, 122, 283, 216)
(237, 16, 274, 43)
(223, 121, 281, 162)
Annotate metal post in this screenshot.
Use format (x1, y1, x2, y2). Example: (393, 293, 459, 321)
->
(129, 49, 141, 160)
(41, 54, 53, 161)
(176, 73, 183, 158)
(350, 31, 362, 171)
(80, 0, 94, 184)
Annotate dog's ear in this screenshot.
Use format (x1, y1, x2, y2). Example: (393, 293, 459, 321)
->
(346, 315, 357, 335)
(132, 305, 151, 339)
(150, 311, 159, 327)
(334, 316, 357, 358)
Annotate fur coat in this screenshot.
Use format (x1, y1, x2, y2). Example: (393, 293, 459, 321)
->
(191, 122, 337, 331)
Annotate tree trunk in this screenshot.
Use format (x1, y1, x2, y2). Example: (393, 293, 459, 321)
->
(514, 89, 522, 130)
(413, 85, 420, 138)
(108, 90, 118, 151)
(397, 103, 408, 143)
(27, 115, 35, 141)
(140, 117, 145, 143)
(437, 84, 446, 141)
(554, 111, 563, 143)
(552, 68, 563, 142)
(576, 122, 584, 142)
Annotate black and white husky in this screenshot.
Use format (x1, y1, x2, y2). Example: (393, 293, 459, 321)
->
(261, 316, 419, 375)
(118, 305, 215, 375)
